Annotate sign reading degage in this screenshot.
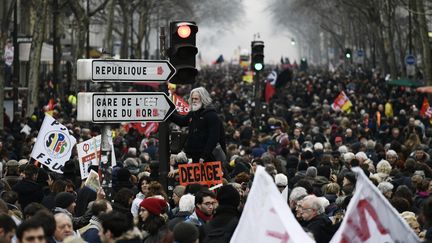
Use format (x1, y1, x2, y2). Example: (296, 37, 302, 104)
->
(92, 92, 175, 123)
(77, 59, 176, 82)
(178, 161, 223, 187)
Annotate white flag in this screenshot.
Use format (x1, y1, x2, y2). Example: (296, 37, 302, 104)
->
(230, 166, 314, 243)
(330, 167, 420, 243)
(30, 115, 76, 174)
(76, 135, 101, 179)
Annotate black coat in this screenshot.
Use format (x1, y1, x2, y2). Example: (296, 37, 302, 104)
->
(202, 205, 240, 243)
(305, 213, 334, 243)
(170, 106, 225, 162)
(12, 178, 44, 210)
(168, 211, 191, 231)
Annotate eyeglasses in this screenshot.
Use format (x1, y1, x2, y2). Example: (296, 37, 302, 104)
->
(24, 235, 45, 241)
(202, 202, 216, 207)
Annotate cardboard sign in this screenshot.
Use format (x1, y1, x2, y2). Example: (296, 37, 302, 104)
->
(178, 161, 223, 187)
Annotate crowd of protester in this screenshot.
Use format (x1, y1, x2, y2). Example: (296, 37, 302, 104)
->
(1, 63, 432, 242)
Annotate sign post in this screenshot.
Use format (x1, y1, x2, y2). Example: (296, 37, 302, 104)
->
(405, 54, 416, 77)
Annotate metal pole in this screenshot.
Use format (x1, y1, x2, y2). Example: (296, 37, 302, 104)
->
(254, 72, 261, 128)
(86, 0, 90, 92)
(12, 0, 19, 117)
(53, 0, 59, 97)
(99, 54, 113, 201)
(158, 27, 170, 193)
(408, 0, 412, 54)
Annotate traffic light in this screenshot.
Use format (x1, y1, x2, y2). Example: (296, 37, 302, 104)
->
(345, 48, 352, 59)
(168, 21, 198, 84)
(251, 41, 264, 72)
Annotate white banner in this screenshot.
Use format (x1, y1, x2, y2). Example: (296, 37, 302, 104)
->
(230, 166, 314, 243)
(31, 115, 76, 174)
(76, 135, 101, 179)
(330, 167, 419, 243)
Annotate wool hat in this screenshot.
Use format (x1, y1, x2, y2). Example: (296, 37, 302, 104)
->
(173, 222, 199, 243)
(6, 160, 19, 168)
(140, 198, 167, 215)
(55, 192, 76, 209)
(275, 173, 288, 187)
(216, 185, 240, 207)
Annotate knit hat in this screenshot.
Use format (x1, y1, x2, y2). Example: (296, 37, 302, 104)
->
(275, 173, 288, 187)
(6, 160, 19, 168)
(173, 222, 199, 243)
(216, 185, 240, 207)
(139, 198, 167, 215)
(55, 192, 76, 209)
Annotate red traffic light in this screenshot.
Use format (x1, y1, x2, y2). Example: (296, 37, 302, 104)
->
(177, 25, 191, 38)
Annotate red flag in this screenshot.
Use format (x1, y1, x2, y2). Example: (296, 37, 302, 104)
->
(172, 93, 190, 115)
(124, 122, 159, 137)
(265, 81, 275, 103)
(47, 98, 55, 111)
(420, 97, 430, 117)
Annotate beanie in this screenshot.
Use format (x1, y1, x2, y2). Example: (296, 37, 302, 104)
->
(173, 222, 199, 243)
(139, 198, 167, 215)
(216, 185, 240, 208)
(55, 192, 76, 209)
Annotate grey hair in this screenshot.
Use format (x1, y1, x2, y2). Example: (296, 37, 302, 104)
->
(377, 182, 394, 194)
(303, 195, 325, 214)
(179, 194, 195, 213)
(289, 187, 308, 202)
(188, 87, 213, 107)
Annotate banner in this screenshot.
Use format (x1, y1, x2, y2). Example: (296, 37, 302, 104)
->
(123, 122, 159, 137)
(331, 91, 352, 112)
(31, 114, 76, 174)
(172, 93, 190, 115)
(242, 71, 253, 84)
(178, 161, 223, 187)
(76, 135, 101, 179)
(330, 167, 419, 243)
(231, 166, 314, 243)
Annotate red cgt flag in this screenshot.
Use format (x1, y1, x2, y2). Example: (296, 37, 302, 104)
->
(420, 97, 430, 117)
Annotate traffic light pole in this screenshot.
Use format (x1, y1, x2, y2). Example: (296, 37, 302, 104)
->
(158, 27, 170, 194)
(254, 72, 261, 128)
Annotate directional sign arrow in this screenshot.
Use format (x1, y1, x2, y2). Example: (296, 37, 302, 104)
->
(77, 92, 176, 123)
(77, 59, 176, 82)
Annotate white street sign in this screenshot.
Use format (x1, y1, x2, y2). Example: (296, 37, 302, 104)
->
(77, 59, 176, 82)
(77, 92, 175, 123)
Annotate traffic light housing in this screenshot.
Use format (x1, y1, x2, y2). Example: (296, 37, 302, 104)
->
(168, 21, 198, 84)
(251, 41, 264, 72)
(345, 48, 352, 59)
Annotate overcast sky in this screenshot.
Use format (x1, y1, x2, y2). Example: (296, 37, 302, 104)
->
(197, 0, 299, 65)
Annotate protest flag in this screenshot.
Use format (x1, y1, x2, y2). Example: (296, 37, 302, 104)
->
(330, 167, 419, 243)
(30, 114, 76, 174)
(331, 91, 352, 112)
(230, 166, 314, 243)
(172, 93, 190, 115)
(420, 97, 430, 117)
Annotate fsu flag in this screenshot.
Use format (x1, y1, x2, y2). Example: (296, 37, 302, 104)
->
(330, 167, 419, 243)
(30, 114, 77, 173)
(331, 91, 352, 112)
(172, 93, 190, 115)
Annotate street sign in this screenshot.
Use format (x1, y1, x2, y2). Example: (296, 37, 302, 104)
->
(356, 49, 364, 57)
(77, 59, 176, 82)
(405, 55, 416, 66)
(77, 92, 176, 123)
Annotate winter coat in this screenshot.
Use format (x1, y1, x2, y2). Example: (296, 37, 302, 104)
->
(79, 216, 103, 243)
(12, 178, 44, 210)
(305, 213, 334, 243)
(168, 211, 191, 231)
(115, 227, 143, 243)
(202, 205, 240, 243)
(169, 105, 225, 162)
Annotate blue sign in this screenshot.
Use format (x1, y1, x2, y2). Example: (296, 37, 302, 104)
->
(356, 49, 364, 57)
(405, 55, 416, 65)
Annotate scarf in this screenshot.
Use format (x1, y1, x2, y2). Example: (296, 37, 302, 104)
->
(195, 206, 213, 222)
